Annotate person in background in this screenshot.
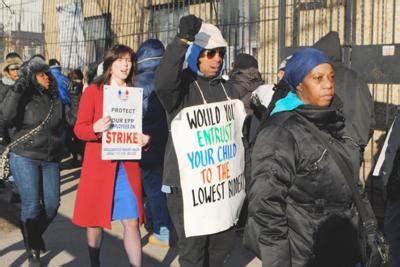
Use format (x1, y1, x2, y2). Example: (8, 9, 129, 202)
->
(72, 44, 149, 267)
(1, 56, 80, 266)
(244, 48, 362, 266)
(243, 56, 292, 186)
(249, 55, 292, 122)
(83, 62, 100, 92)
(312, 31, 375, 159)
(372, 113, 400, 267)
(68, 68, 84, 93)
(135, 39, 172, 247)
(155, 15, 241, 266)
(0, 54, 22, 147)
(0, 52, 23, 193)
(228, 53, 264, 116)
(227, 53, 264, 231)
(68, 68, 84, 166)
(49, 58, 72, 159)
(49, 59, 71, 106)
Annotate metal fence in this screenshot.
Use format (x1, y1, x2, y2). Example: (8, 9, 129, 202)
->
(0, 0, 43, 61)
(1, 0, 400, 181)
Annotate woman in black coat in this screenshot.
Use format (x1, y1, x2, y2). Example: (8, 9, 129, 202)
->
(1, 56, 80, 266)
(244, 48, 362, 267)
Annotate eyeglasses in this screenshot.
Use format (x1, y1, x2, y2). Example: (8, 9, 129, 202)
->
(201, 48, 226, 59)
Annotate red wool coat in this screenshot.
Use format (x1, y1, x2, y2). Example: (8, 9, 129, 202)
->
(72, 84, 144, 229)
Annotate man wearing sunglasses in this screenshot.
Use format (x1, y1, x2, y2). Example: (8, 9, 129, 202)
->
(155, 15, 241, 267)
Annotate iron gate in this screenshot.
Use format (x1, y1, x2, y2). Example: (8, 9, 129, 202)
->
(2, 0, 400, 178)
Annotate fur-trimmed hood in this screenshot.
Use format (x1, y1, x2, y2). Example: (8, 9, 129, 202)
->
(1, 56, 23, 78)
(18, 57, 57, 95)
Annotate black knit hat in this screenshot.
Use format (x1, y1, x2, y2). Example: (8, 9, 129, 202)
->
(5, 52, 22, 60)
(233, 53, 258, 70)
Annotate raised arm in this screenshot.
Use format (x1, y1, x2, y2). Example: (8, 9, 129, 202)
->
(154, 37, 188, 113)
(154, 15, 202, 113)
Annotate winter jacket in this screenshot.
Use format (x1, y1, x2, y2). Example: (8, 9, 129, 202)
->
(373, 113, 400, 200)
(244, 104, 361, 266)
(0, 58, 80, 161)
(228, 67, 264, 115)
(72, 83, 144, 229)
(0, 77, 14, 149)
(50, 66, 71, 105)
(154, 37, 239, 188)
(0, 56, 22, 150)
(230, 65, 263, 177)
(136, 39, 168, 169)
(313, 31, 375, 150)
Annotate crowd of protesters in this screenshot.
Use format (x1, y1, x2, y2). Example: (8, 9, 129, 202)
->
(0, 13, 398, 267)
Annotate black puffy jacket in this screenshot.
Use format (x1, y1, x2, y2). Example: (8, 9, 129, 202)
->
(228, 67, 264, 116)
(244, 105, 361, 266)
(1, 58, 80, 161)
(0, 77, 14, 150)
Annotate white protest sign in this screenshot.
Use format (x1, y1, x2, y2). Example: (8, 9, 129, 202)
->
(171, 99, 247, 237)
(102, 85, 143, 160)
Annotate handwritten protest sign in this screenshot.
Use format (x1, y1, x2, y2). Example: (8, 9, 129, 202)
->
(102, 85, 143, 160)
(171, 99, 246, 237)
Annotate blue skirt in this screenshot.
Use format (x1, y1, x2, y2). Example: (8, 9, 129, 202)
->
(112, 162, 139, 220)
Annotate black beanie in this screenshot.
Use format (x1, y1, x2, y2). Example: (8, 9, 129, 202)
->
(233, 53, 258, 70)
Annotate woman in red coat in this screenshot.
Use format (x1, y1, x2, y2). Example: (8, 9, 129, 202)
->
(73, 45, 149, 267)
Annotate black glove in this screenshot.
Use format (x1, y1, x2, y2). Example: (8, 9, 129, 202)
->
(177, 15, 202, 41)
(249, 94, 267, 120)
(12, 77, 28, 94)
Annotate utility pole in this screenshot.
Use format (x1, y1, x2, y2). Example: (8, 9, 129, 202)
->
(17, 0, 22, 56)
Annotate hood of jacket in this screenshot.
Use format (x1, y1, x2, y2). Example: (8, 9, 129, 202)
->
(50, 66, 71, 105)
(229, 67, 264, 95)
(19, 57, 58, 96)
(312, 31, 342, 63)
(1, 56, 23, 79)
(185, 43, 226, 79)
(137, 39, 165, 74)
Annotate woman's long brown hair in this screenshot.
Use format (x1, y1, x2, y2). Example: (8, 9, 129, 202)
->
(94, 44, 137, 87)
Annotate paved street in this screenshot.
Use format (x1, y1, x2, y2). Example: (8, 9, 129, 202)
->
(0, 159, 261, 266)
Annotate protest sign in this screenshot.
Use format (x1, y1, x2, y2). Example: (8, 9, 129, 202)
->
(102, 85, 143, 160)
(171, 99, 246, 237)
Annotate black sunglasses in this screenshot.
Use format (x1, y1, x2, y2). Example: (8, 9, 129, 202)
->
(202, 48, 226, 59)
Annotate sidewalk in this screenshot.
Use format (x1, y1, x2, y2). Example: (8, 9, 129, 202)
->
(0, 159, 261, 266)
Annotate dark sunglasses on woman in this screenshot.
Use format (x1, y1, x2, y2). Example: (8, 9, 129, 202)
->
(202, 47, 226, 59)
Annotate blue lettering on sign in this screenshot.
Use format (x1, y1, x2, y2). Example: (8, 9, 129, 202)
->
(217, 144, 237, 162)
(186, 148, 215, 169)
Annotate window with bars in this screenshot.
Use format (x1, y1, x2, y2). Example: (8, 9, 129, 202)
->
(84, 13, 111, 64)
